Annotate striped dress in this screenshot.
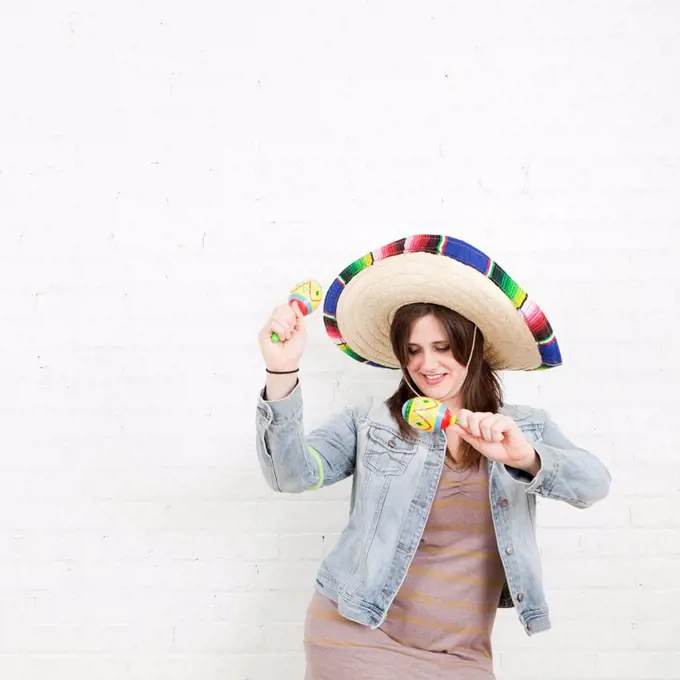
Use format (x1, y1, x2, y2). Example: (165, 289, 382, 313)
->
(304, 460, 505, 679)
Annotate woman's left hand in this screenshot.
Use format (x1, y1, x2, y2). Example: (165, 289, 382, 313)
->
(450, 410, 541, 475)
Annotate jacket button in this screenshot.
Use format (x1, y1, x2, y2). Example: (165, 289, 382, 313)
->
(517, 593, 524, 602)
(526, 622, 532, 632)
(505, 546, 514, 555)
(498, 498, 508, 507)
(387, 439, 397, 449)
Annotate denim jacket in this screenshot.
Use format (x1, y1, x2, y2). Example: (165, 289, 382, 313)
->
(255, 383, 611, 636)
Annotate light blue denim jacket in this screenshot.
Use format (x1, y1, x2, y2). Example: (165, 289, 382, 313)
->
(255, 383, 610, 636)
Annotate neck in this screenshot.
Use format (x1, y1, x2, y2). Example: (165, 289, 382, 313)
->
(443, 394, 464, 415)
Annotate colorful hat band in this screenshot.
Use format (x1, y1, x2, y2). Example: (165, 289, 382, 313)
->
(323, 234, 562, 370)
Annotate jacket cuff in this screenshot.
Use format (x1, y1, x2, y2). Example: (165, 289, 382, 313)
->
(257, 380, 302, 423)
(505, 443, 558, 494)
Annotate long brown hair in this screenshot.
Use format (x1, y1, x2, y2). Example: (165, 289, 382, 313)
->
(386, 303, 503, 469)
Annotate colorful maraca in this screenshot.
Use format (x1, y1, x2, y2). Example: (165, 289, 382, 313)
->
(402, 397, 459, 433)
(271, 279, 323, 343)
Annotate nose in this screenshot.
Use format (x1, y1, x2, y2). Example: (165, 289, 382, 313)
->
(420, 349, 441, 372)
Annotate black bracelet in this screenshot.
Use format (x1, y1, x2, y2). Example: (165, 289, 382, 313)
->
(265, 368, 300, 374)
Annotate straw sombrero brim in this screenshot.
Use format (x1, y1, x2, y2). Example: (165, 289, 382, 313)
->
(323, 235, 562, 371)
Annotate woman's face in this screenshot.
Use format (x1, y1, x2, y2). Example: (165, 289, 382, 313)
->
(406, 314, 466, 401)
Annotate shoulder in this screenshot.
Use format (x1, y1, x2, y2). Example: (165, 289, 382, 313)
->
(499, 402, 548, 427)
(337, 395, 377, 426)
(346, 396, 407, 433)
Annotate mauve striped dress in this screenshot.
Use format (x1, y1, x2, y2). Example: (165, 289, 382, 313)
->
(304, 460, 505, 679)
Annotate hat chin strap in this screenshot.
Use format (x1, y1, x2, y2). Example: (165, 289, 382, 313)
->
(402, 327, 478, 405)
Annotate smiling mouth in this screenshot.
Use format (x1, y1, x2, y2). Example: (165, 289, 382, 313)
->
(421, 373, 447, 386)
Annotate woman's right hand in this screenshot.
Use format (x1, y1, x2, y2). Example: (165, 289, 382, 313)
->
(258, 302, 307, 372)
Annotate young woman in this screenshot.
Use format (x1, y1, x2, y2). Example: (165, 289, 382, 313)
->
(255, 235, 610, 679)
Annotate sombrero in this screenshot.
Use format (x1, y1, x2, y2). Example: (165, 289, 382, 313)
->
(322, 234, 562, 371)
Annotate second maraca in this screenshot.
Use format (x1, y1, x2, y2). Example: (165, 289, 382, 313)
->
(271, 279, 323, 343)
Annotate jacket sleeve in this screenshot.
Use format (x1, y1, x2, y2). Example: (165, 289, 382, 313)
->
(255, 381, 367, 493)
(506, 409, 611, 509)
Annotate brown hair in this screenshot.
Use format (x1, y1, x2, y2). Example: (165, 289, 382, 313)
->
(386, 303, 503, 469)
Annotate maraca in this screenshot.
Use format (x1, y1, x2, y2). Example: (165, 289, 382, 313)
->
(271, 279, 323, 343)
(402, 397, 459, 433)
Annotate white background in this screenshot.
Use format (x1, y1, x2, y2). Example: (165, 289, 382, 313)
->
(1, 1, 679, 678)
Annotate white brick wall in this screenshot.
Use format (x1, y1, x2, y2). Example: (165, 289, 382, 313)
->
(1, 1, 678, 678)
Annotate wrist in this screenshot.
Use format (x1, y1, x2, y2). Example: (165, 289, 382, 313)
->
(515, 447, 541, 476)
(263, 370, 299, 402)
(266, 367, 299, 375)
(265, 359, 300, 373)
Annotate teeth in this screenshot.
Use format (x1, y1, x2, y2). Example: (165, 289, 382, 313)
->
(425, 374, 444, 379)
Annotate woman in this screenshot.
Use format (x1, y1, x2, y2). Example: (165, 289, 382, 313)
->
(255, 235, 610, 679)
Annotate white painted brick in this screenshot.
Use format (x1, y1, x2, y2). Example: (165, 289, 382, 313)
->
(256, 499, 350, 534)
(19, 589, 312, 627)
(0, 624, 172, 653)
(539, 528, 680, 559)
(595, 652, 680, 679)
(0, 469, 274, 502)
(255, 561, 321, 592)
(173, 622, 264, 653)
(39, 560, 260, 592)
(613, 465, 680, 497)
(0, 653, 306, 680)
(542, 557, 636, 590)
(0, 562, 72, 590)
(498, 649, 597, 678)
(630, 498, 680, 528)
(0, 500, 263, 532)
(278, 533, 325, 561)
(263, 621, 306, 653)
(536, 496, 631, 529)
(502, 619, 680, 652)
(633, 558, 680, 590)
(0, 655, 133, 680)
(166, 559, 261, 591)
(548, 589, 680, 623)
(0, 530, 277, 562)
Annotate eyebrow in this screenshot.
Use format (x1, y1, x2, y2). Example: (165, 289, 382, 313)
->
(407, 340, 450, 347)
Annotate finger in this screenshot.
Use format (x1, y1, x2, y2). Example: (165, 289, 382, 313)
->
(276, 310, 295, 325)
(287, 301, 300, 319)
(274, 303, 297, 325)
(449, 423, 474, 443)
(479, 414, 498, 442)
(496, 416, 518, 439)
(291, 300, 307, 319)
(466, 412, 490, 438)
(270, 320, 286, 336)
(481, 414, 507, 442)
(279, 306, 298, 329)
(487, 416, 517, 441)
(276, 309, 295, 334)
(273, 312, 296, 331)
(293, 312, 307, 335)
(456, 409, 472, 430)
(488, 425, 505, 442)
(504, 423, 527, 446)
(467, 419, 480, 438)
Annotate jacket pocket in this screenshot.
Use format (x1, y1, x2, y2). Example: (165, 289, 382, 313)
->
(363, 425, 417, 476)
